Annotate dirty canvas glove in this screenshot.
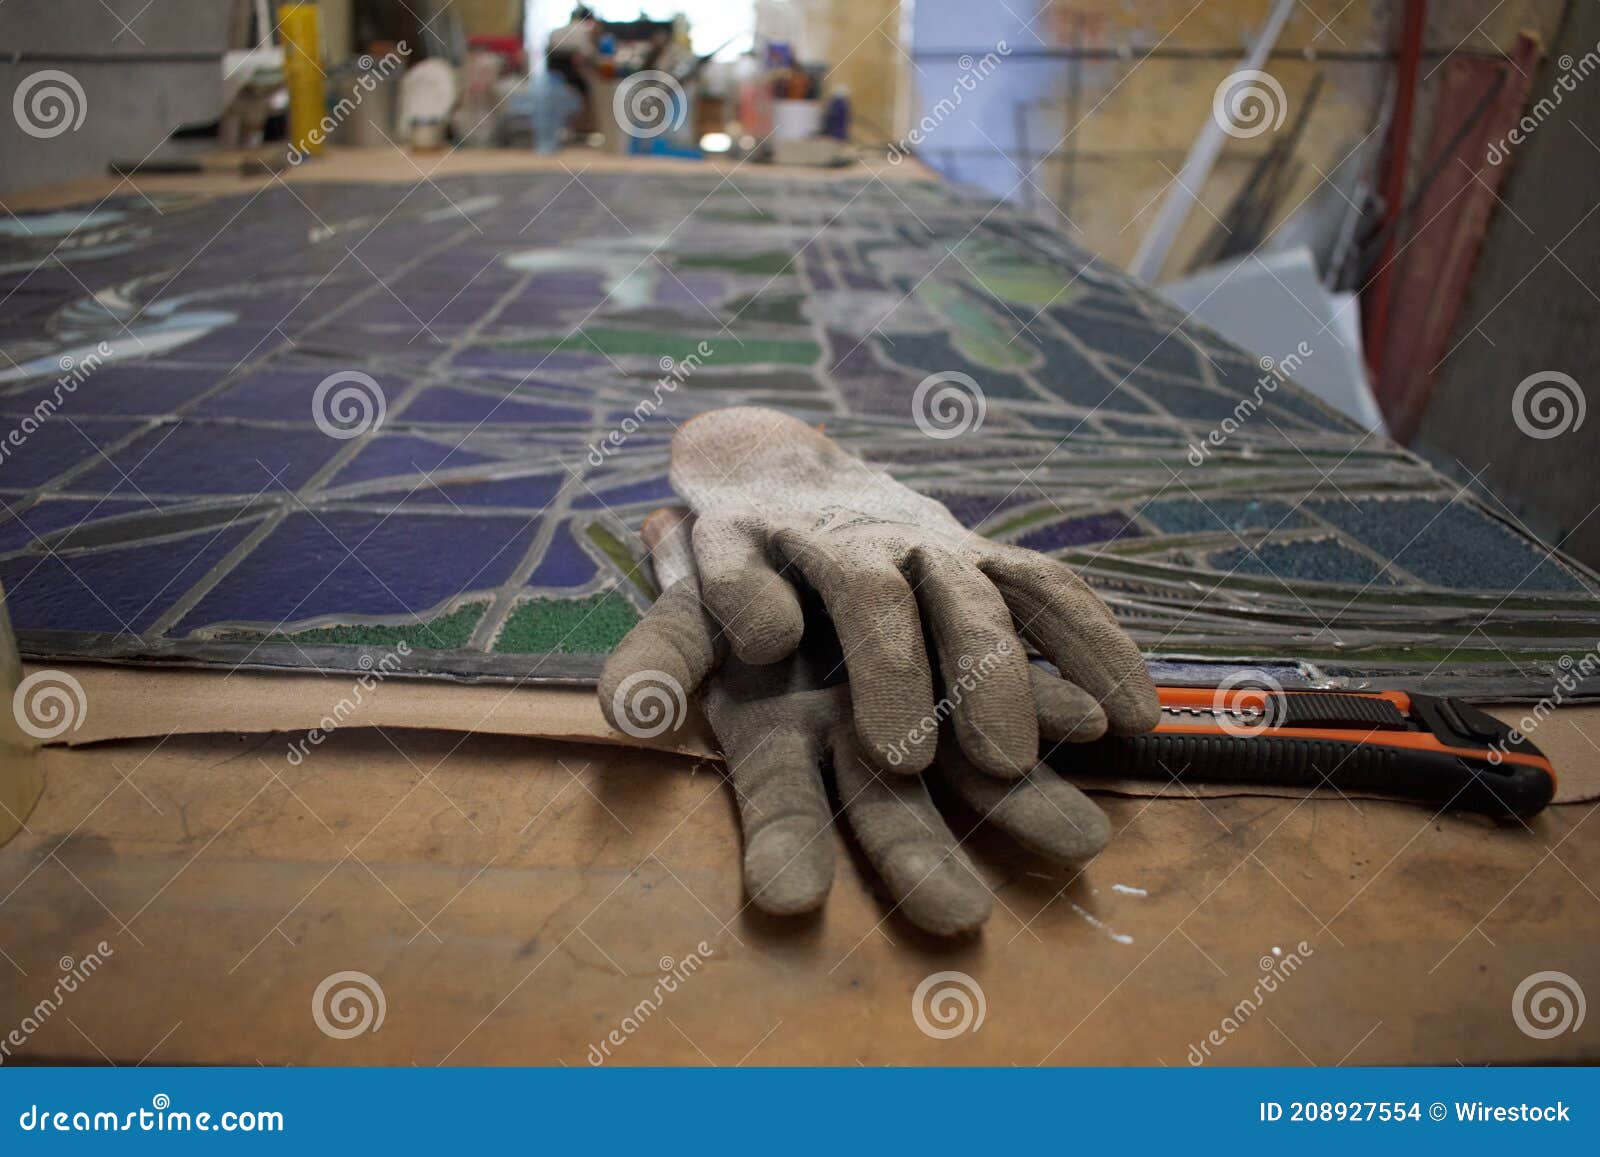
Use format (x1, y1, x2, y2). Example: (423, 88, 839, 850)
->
(669, 406, 1158, 778)
(599, 508, 1112, 937)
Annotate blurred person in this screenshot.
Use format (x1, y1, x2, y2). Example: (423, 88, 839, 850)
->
(547, 5, 599, 113)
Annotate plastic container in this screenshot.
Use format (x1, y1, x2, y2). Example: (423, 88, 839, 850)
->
(772, 99, 822, 141)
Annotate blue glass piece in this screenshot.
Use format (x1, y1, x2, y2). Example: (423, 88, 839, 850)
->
(1141, 498, 1312, 535)
(1309, 498, 1586, 592)
(1055, 309, 1198, 379)
(1209, 538, 1398, 585)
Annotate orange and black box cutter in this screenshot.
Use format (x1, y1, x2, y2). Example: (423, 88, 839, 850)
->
(1056, 688, 1555, 820)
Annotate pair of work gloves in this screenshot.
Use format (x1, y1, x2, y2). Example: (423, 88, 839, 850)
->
(599, 407, 1158, 935)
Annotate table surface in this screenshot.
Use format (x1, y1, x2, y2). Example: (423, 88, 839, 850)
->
(1, 150, 1596, 1066)
(2, 143, 933, 213)
(0, 718, 1594, 1066)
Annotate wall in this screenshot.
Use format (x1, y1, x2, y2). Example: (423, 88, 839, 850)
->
(905, 0, 1567, 274)
(1414, 0, 1600, 569)
(0, 0, 241, 196)
(758, 0, 906, 147)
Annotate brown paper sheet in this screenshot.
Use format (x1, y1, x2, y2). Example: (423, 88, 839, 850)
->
(39, 663, 716, 760)
(32, 663, 1597, 805)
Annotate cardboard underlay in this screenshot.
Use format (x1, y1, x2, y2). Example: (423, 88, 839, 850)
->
(32, 663, 1600, 805)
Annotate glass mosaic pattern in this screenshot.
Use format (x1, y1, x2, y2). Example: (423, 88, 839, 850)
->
(1, 172, 1596, 694)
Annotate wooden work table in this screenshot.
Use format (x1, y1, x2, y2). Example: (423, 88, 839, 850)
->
(1, 714, 1596, 1066)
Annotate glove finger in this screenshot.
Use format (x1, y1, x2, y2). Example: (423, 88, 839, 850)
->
(907, 547, 1038, 779)
(981, 547, 1159, 735)
(937, 736, 1110, 864)
(720, 718, 835, 916)
(1031, 666, 1108, 742)
(775, 528, 936, 775)
(692, 513, 805, 665)
(830, 723, 993, 936)
(598, 579, 718, 739)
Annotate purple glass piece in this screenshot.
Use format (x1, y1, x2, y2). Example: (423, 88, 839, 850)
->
(0, 418, 143, 489)
(0, 517, 258, 634)
(402, 385, 591, 425)
(1015, 512, 1141, 553)
(0, 367, 222, 418)
(173, 325, 287, 362)
(527, 520, 598, 587)
(367, 472, 567, 510)
(331, 434, 501, 487)
(922, 491, 1033, 531)
(572, 474, 676, 509)
(453, 347, 602, 371)
(525, 272, 607, 300)
(0, 496, 144, 553)
(197, 366, 405, 421)
(70, 421, 340, 496)
(180, 510, 534, 626)
(656, 271, 725, 309)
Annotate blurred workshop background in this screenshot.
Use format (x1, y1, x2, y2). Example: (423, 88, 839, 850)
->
(2, 0, 1595, 569)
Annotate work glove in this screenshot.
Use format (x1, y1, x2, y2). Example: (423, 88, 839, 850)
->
(599, 507, 1113, 936)
(668, 406, 1159, 777)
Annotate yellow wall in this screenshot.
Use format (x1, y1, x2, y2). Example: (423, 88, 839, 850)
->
(758, 0, 906, 143)
(453, 0, 522, 39)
